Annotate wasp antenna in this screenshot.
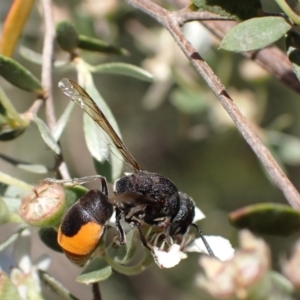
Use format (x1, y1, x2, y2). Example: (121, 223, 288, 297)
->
(191, 223, 215, 258)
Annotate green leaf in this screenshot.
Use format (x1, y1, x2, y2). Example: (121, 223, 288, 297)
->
(0, 54, 42, 93)
(39, 270, 79, 300)
(19, 45, 67, 68)
(91, 62, 153, 82)
(228, 203, 300, 235)
(77, 257, 112, 284)
(266, 131, 300, 165)
(39, 227, 62, 252)
(192, 0, 262, 21)
(0, 171, 32, 191)
(0, 85, 28, 126)
(53, 101, 76, 141)
(32, 116, 61, 155)
(0, 227, 26, 252)
(56, 21, 79, 53)
(0, 197, 9, 225)
(170, 88, 209, 114)
(0, 271, 22, 300)
(93, 158, 112, 183)
(64, 185, 88, 208)
(2, 197, 23, 223)
(106, 230, 139, 264)
(0, 126, 25, 141)
(0, 153, 49, 173)
(78, 35, 129, 56)
(285, 30, 300, 82)
(221, 17, 292, 53)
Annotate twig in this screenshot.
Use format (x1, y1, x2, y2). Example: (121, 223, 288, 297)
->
(124, 0, 300, 209)
(92, 283, 102, 300)
(172, 0, 300, 95)
(40, 0, 70, 180)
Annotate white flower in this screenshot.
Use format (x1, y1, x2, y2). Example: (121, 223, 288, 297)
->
(185, 235, 235, 261)
(152, 244, 187, 268)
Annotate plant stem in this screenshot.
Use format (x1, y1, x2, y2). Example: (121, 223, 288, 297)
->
(92, 283, 102, 300)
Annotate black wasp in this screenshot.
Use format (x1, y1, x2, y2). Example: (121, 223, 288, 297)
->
(54, 78, 215, 265)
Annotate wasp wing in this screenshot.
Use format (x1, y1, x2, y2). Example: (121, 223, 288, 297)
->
(58, 78, 141, 173)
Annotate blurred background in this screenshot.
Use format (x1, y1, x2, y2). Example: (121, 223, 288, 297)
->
(1, 0, 300, 299)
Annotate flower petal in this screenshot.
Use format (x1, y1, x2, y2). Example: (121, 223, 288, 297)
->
(185, 235, 235, 261)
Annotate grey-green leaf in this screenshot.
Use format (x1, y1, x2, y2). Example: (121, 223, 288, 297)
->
(106, 230, 139, 264)
(229, 203, 300, 235)
(32, 116, 61, 155)
(53, 101, 76, 141)
(221, 17, 292, 53)
(0, 227, 26, 252)
(77, 257, 112, 284)
(78, 35, 129, 56)
(38, 270, 79, 300)
(19, 46, 67, 68)
(170, 88, 209, 114)
(285, 30, 300, 82)
(91, 63, 153, 82)
(0, 54, 42, 93)
(0, 153, 49, 173)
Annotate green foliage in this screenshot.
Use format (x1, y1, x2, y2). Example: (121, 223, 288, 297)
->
(78, 35, 128, 55)
(2, 1, 300, 300)
(229, 203, 300, 236)
(0, 55, 42, 93)
(192, 0, 262, 21)
(220, 17, 292, 52)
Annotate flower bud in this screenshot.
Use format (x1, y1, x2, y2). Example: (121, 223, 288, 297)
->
(19, 183, 65, 227)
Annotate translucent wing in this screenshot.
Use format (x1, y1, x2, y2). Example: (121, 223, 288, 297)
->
(58, 78, 141, 173)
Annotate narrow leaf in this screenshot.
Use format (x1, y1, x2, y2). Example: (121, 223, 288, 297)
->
(32, 116, 61, 154)
(77, 257, 112, 284)
(0, 171, 32, 191)
(0, 153, 49, 173)
(78, 35, 128, 56)
(19, 45, 68, 68)
(91, 63, 153, 82)
(0, 227, 26, 252)
(221, 17, 292, 53)
(53, 101, 76, 141)
(0, 54, 42, 93)
(266, 131, 300, 165)
(0, 198, 9, 225)
(229, 203, 300, 235)
(0, 86, 28, 126)
(39, 270, 79, 300)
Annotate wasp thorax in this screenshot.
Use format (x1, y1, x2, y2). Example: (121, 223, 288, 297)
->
(20, 183, 65, 227)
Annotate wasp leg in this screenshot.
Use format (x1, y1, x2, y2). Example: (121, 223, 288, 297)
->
(191, 223, 215, 258)
(128, 219, 152, 252)
(44, 175, 107, 186)
(98, 176, 108, 196)
(115, 208, 126, 245)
